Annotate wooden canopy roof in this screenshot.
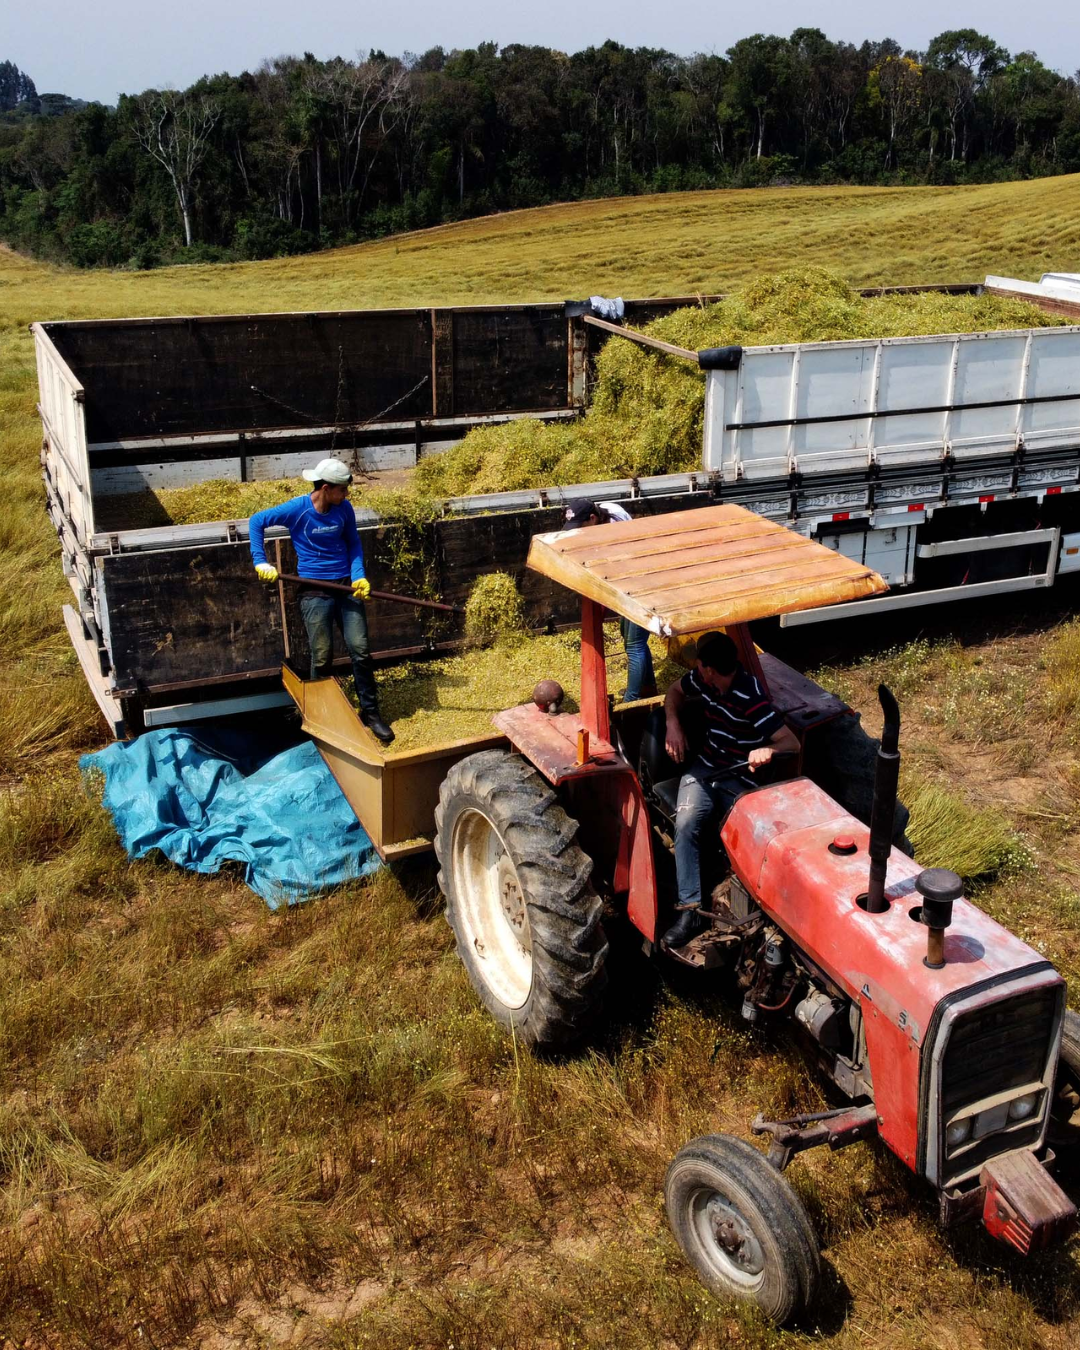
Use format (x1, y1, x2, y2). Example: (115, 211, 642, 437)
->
(527, 504, 887, 636)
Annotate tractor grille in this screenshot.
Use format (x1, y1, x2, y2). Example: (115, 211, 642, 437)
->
(939, 985, 1061, 1185)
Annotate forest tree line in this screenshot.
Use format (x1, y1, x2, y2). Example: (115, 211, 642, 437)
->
(1, 29, 1079, 269)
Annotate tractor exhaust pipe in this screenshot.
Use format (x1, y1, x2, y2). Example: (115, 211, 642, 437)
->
(865, 684, 900, 915)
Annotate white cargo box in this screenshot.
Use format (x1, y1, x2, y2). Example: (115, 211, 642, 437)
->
(703, 327, 1080, 481)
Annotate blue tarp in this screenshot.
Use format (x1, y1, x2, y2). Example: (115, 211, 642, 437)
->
(80, 724, 381, 908)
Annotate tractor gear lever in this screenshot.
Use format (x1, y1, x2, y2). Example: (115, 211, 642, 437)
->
(917, 868, 961, 968)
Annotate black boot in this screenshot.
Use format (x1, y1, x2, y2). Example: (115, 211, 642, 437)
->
(662, 906, 704, 950)
(362, 710, 395, 745)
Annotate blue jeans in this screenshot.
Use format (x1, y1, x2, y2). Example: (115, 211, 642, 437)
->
(673, 758, 754, 911)
(620, 617, 656, 701)
(299, 583, 379, 716)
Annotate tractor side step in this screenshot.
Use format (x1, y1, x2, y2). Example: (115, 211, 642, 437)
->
(663, 929, 740, 969)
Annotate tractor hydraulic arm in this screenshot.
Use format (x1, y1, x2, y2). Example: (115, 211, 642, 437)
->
(752, 1103, 879, 1171)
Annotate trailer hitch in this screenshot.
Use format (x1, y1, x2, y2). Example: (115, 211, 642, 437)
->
(752, 1103, 879, 1171)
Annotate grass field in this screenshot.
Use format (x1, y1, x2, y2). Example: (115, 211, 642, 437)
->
(3, 176, 1080, 1348)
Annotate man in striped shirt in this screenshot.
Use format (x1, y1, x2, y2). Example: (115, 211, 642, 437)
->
(662, 631, 799, 949)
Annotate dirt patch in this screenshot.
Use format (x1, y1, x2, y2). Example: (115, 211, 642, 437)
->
(201, 1279, 386, 1347)
(926, 743, 1045, 810)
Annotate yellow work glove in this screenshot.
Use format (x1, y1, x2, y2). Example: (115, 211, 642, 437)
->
(352, 577, 371, 600)
(255, 563, 279, 583)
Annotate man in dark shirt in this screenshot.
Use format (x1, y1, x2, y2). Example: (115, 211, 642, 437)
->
(562, 500, 657, 701)
(662, 631, 798, 948)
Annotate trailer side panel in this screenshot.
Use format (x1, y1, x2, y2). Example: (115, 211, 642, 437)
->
(46, 312, 435, 443)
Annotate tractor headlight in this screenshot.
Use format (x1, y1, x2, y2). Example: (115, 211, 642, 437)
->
(1008, 1091, 1040, 1121)
(947, 1089, 1045, 1153)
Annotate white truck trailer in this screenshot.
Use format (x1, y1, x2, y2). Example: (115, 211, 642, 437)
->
(698, 308, 1080, 625)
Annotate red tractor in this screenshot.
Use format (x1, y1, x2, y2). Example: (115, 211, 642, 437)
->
(433, 504, 1079, 1322)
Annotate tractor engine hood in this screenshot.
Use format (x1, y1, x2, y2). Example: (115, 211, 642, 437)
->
(721, 778, 1064, 1175)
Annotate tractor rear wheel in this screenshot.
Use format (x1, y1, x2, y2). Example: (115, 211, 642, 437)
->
(664, 1134, 820, 1323)
(435, 749, 607, 1049)
(1051, 1008, 1080, 1146)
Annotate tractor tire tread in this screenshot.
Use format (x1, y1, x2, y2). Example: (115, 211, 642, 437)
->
(1060, 1008, 1080, 1069)
(664, 1133, 820, 1324)
(435, 749, 607, 1048)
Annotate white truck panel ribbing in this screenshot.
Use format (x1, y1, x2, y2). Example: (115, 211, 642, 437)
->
(704, 327, 1080, 481)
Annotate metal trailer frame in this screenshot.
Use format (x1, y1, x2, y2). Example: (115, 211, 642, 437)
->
(34, 286, 1080, 736)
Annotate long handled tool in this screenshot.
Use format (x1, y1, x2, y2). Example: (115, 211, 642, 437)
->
(698, 749, 799, 788)
(276, 573, 464, 614)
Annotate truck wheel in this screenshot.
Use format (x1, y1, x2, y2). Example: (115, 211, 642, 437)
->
(664, 1134, 820, 1324)
(1051, 1008, 1080, 1145)
(435, 749, 607, 1048)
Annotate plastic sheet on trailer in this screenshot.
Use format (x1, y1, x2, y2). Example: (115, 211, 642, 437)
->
(80, 723, 381, 906)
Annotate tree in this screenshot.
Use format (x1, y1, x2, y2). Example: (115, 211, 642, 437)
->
(312, 56, 408, 226)
(726, 34, 790, 159)
(998, 51, 1062, 162)
(925, 29, 1008, 160)
(787, 28, 835, 167)
(868, 54, 923, 169)
(819, 42, 866, 154)
(250, 58, 309, 228)
(0, 61, 38, 112)
(682, 52, 729, 162)
(129, 90, 221, 246)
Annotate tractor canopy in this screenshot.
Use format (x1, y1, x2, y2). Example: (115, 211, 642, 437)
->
(527, 504, 887, 636)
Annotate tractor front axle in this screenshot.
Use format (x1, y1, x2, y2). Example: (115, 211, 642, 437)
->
(751, 1103, 880, 1171)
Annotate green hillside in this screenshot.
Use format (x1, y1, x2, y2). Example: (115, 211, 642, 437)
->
(3, 173, 1080, 331)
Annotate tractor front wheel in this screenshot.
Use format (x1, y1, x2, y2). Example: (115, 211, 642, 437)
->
(435, 749, 607, 1049)
(664, 1134, 820, 1323)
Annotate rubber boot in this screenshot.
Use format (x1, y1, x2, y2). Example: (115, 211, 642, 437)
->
(353, 661, 394, 745)
(662, 906, 704, 950)
(362, 710, 395, 745)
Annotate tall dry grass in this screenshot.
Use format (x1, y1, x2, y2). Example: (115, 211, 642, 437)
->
(1045, 618, 1080, 730)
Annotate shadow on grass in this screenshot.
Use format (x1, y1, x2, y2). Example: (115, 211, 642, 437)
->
(943, 1218, 1080, 1324)
(388, 854, 443, 920)
(801, 1258, 855, 1336)
(388, 851, 672, 1059)
(757, 573, 1080, 675)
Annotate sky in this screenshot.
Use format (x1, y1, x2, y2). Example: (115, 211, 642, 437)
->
(3, 0, 1078, 105)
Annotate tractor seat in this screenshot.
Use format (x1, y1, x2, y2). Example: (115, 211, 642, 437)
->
(639, 701, 707, 820)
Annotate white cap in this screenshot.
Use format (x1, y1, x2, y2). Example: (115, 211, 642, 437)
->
(302, 457, 352, 485)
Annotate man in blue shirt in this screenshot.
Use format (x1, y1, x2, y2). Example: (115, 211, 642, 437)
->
(249, 457, 394, 744)
(662, 631, 798, 949)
